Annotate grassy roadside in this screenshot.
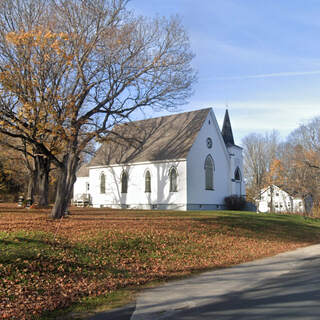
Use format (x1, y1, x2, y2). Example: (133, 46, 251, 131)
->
(1, 207, 320, 319)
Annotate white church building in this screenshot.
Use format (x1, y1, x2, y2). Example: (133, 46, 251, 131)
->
(73, 108, 245, 210)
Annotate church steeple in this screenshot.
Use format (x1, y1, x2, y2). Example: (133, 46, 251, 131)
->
(221, 109, 235, 146)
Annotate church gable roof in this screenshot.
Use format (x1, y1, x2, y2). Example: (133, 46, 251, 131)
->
(89, 108, 211, 166)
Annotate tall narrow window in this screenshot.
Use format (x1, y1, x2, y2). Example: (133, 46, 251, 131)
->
(234, 167, 241, 181)
(205, 155, 214, 190)
(169, 167, 177, 192)
(121, 171, 128, 193)
(145, 170, 151, 193)
(100, 172, 106, 193)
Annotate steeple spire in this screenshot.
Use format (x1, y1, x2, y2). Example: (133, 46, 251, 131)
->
(221, 109, 235, 146)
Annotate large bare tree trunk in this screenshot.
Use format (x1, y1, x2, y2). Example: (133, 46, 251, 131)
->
(51, 153, 79, 219)
(26, 170, 37, 202)
(35, 155, 50, 207)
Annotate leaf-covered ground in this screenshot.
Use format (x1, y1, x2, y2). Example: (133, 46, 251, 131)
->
(1, 205, 320, 319)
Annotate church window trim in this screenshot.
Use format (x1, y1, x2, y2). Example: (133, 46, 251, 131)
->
(234, 167, 241, 181)
(145, 170, 151, 193)
(169, 166, 178, 192)
(100, 172, 106, 194)
(121, 170, 128, 194)
(204, 155, 214, 190)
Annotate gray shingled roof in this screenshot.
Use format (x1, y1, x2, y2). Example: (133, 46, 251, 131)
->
(89, 108, 211, 166)
(76, 164, 90, 177)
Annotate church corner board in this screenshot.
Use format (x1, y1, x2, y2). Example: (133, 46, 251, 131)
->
(73, 108, 245, 210)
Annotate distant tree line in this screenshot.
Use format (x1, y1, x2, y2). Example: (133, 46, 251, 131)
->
(243, 117, 320, 215)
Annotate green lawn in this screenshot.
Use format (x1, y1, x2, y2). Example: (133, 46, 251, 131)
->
(1, 207, 320, 319)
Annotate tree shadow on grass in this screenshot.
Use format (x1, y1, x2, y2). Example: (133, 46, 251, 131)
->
(0, 236, 146, 280)
(197, 213, 320, 243)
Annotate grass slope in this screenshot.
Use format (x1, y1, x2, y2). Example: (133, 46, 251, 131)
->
(0, 207, 320, 319)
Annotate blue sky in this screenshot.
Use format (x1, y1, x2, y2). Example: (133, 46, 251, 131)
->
(128, 0, 320, 145)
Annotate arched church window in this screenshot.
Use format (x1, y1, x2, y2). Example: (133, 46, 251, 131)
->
(145, 170, 151, 193)
(169, 167, 177, 192)
(205, 155, 214, 190)
(100, 172, 106, 194)
(121, 171, 128, 193)
(234, 167, 241, 181)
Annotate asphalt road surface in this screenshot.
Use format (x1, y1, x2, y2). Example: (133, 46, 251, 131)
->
(131, 244, 320, 320)
(160, 256, 320, 320)
(86, 245, 320, 320)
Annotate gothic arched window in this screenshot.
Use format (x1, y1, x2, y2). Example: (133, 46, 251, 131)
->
(234, 167, 241, 181)
(169, 167, 177, 192)
(121, 171, 128, 193)
(145, 170, 151, 193)
(205, 155, 214, 190)
(100, 172, 106, 194)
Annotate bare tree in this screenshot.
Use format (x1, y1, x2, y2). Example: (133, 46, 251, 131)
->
(0, 0, 196, 218)
(285, 117, 320, 205)
(287, 117, 320, 169)
(242, 130, 280, 200)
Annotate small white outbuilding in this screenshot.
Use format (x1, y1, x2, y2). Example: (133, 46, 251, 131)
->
(73, 108, 245, 210)
(257, 185, 310, 214)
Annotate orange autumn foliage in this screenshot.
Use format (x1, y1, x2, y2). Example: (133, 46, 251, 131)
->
(265, 158, 286, 187)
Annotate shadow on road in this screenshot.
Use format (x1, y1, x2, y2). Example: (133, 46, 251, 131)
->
(145, 257, 320, 319)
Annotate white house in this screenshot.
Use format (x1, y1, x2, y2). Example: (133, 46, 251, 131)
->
(256, 185, 310, 214)
(73, 108, 245, 210)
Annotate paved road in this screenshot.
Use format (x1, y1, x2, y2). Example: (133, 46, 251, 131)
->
(155, 256, 320, 319)
(131, 244, 320, 320)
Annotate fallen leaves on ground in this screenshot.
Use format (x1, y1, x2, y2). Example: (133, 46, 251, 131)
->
(0, 206, 320, 319)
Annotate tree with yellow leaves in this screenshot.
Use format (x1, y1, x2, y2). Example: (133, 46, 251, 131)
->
(0, 146, 25, 198)
(265, 158, 286, 187)
(0, 0, 196, 218)
(285, 119, 320, 207)
(0, 133, 51, 205)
